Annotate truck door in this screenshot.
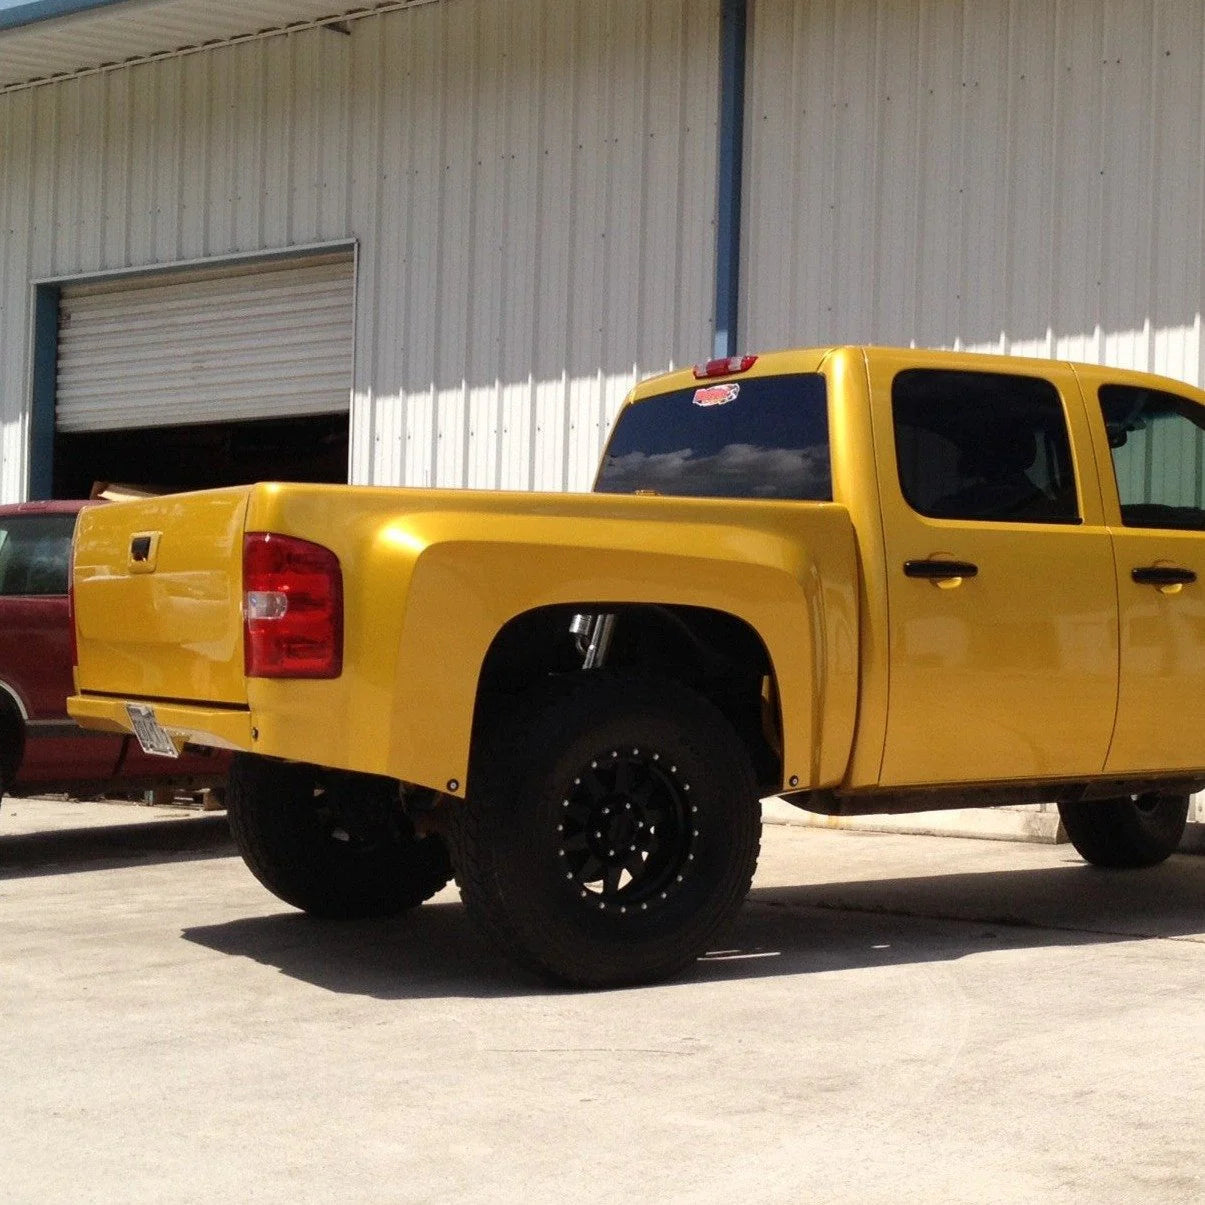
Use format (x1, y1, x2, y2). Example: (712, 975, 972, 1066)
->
(869, 355, 1118, 787)
(1080, 368, 1205, 775)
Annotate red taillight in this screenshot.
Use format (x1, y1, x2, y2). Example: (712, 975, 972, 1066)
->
(243, 533, 343, 679)
(692, 354, 758, 379)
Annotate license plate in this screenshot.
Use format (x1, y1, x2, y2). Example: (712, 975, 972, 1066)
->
(126, 703, 180, 759)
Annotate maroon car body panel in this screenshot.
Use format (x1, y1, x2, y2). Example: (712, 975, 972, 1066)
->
(0, 500, 229, 798)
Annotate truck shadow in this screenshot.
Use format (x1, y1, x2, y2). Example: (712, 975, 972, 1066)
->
(0, 815, 234, 879)
(702, 855, 1205, 983)
(184, 895, 535, 999)
(180, 855, 1205, 999)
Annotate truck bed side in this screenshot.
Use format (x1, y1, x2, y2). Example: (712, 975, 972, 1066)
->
(69, 483, 859, 797)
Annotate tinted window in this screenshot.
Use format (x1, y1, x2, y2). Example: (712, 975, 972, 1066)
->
(1100, 385, 1205, 530)
(892, 369, 1079, 523)
(0, 514, 77, 596)
(595, 373, 831, 501)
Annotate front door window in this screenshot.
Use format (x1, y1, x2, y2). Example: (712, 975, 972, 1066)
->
(1100, 384, 1205, 531)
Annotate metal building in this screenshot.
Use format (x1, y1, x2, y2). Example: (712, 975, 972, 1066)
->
(0, 0, 721, 500)
(743, 0, 1204, 383)
(1, 0, 1203, 502)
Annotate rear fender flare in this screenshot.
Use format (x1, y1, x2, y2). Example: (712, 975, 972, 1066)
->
(0, 680, 29, 722)
(385, 531, 859, 797)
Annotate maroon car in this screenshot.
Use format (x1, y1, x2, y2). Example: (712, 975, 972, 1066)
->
(0, 500, 228, 802)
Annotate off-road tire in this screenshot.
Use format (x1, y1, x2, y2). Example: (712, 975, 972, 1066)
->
(449, 673, 761, 988)
(1058, 793, 1189, 868)
(227, 753, 452, 917)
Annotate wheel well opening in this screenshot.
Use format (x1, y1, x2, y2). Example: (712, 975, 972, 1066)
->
(0, 695, 24, 791)
(475, 604, 783, 792)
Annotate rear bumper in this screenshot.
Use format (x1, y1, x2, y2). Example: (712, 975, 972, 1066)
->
(68, 694, 254, 753)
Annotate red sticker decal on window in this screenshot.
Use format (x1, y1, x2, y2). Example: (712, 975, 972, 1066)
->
(693, 382, 741, 407)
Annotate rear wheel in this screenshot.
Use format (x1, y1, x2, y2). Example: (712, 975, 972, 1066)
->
(1058, 793, 1189, 868)
(451, 674, 762, 988)
(227, 754, 452, 917)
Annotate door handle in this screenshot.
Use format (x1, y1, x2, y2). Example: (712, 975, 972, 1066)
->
(904, 559, 979, 581)
(1131, 565, 1196, 589)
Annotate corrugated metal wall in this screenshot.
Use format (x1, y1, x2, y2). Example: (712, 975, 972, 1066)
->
(8, 0, 1205, 505)
(0, 0, 719, 501)
(743, 0, 1205, 387)
(347, 0, 719, 491)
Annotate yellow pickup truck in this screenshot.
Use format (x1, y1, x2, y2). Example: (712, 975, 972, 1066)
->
(68, 346, 1205, 985)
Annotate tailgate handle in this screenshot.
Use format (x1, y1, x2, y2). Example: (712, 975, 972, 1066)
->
(128, 531, 161, 573)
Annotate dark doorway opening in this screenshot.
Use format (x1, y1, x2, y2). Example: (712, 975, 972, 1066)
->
(52, 412, 349, 498)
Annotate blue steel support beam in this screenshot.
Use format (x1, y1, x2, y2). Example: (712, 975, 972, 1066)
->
(713, 0, 747, 359)
(29, 284, 59, 500)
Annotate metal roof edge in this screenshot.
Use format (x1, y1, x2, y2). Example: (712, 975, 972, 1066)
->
(0, 0, 133, 34)
(0, 0, 437, 94)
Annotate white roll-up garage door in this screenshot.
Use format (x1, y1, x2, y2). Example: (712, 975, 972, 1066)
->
(55, 254, 354, 433)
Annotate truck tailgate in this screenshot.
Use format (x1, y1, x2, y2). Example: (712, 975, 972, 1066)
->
(73, 487, 251, 706)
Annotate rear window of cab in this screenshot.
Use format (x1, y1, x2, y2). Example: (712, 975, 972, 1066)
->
(595, 373, 831, 501)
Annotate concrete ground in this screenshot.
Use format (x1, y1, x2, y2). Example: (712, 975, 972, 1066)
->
(3, 797, 1205, 1204)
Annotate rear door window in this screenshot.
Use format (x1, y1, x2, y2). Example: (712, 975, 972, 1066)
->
(0, 514, 77, 596)
(892, 369, 1079, 524)
(595, 373, 831, 501)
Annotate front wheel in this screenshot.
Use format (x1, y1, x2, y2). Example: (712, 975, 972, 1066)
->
(1058, 793, 1189, 868)
(226, 754, 453, 917)
(450, 674, 762, 988)
(0, 710, 22, 803)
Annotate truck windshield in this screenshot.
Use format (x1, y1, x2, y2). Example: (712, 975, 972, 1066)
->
(595, 373, 831, 501)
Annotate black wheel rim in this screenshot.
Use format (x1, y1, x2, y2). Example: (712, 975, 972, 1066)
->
(555, 748, 696, 911)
